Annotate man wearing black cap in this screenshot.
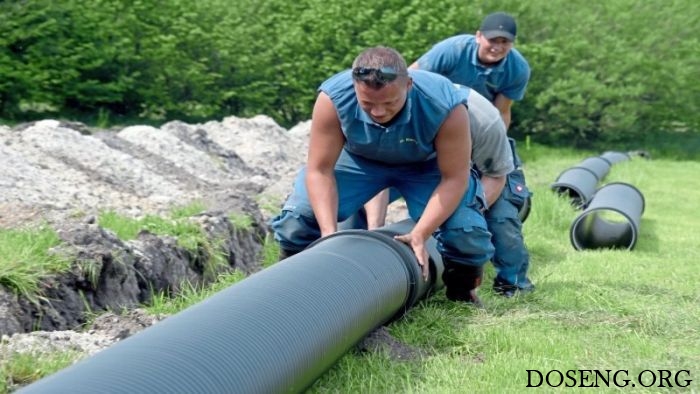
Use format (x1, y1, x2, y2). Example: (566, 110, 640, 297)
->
(409, 12, 529, 128)
(406, 12, 534, 297)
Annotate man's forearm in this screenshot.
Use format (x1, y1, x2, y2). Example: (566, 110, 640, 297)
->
(305, 170, 338, 236)
(413, 177, 467, 239)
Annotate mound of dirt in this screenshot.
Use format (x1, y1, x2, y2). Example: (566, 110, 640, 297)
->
(0, 116, 308, 227)
(0, 115, 409, 371)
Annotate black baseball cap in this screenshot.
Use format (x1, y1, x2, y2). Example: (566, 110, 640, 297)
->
(479, 12, 517, 41)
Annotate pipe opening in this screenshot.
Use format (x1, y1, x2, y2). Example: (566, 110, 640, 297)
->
(570, 208, 638, 250)
(552, 185, 588, 208)
(551, 167, 599, 208)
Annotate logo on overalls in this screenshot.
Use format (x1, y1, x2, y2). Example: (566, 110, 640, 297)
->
(516, 184, 523, 192)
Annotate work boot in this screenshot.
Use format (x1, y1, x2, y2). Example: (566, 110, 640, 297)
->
(492, 278, 518, 298)
(493, 277, 535, 298)
(442, 260, 484, 308)
(517, 277, 536, 293)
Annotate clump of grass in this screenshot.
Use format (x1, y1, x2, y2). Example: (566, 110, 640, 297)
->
(228, 213, 254, 230)
(98, 202, 207, 243)
(255, 193, 284, 220)
(147, 270, 247, 315)
(260, 233, 281, 268)
(169, 201, 207, 220)
(0, 350, 80, 392)
(98, 202, 229, 280)
(0, 226, 72, 299)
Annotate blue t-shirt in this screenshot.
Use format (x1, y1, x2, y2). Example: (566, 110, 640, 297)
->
(319, 69, 469, 165)
(415, 34, 530, 102)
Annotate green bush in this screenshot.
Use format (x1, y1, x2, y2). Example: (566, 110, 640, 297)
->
(1, 0, 698, 154)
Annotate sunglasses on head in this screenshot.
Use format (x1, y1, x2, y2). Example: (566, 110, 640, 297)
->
(352, 67, 405, 83)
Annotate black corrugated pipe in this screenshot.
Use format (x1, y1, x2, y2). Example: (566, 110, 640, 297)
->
(18, 219, 441, 394)
(600, 151, 631, 165)
(575, 156, 612, 181)
(551, 166, 600, 208)
(570, 182, 645, 250)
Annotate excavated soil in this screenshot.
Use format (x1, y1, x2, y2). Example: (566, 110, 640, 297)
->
(0, 116, 412, 380)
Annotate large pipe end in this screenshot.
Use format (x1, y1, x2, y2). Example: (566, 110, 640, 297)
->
(309, 219, 443, 322)
(570, 207, 639, 250)
(551, 167, 600, 208)
(570, 182, 644, 251)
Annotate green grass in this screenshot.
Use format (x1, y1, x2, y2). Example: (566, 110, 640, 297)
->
(98, 202, 230, 280)
(260, 232, 281, 268)
(0, 225, 72, 300)
(98, 202, 207, 243)
(146, 270, 248, 316)
(228, 212, 255, 230)
(0, 351, 79, 393)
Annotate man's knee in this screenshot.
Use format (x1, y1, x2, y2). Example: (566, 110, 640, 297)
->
(438, 225, 495, 265)
(269, 210, 320, 252)
(488, 214, 523, 235)
(489, 217, 528, 258)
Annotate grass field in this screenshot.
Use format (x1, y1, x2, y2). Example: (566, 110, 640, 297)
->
(2, 144, 699, 393)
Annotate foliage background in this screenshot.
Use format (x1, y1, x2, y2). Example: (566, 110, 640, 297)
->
(1, 0, 698, 154)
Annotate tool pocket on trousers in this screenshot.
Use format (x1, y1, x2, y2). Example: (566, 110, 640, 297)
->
(504, 169, 531, 209)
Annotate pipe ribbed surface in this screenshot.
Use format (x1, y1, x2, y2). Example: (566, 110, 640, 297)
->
(551, 166, 599, 208)
(18, 227, 432, 394)
(570, 182, 645, 250)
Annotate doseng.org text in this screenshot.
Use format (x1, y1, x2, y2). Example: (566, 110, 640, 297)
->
(526, 369, 692, 388)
